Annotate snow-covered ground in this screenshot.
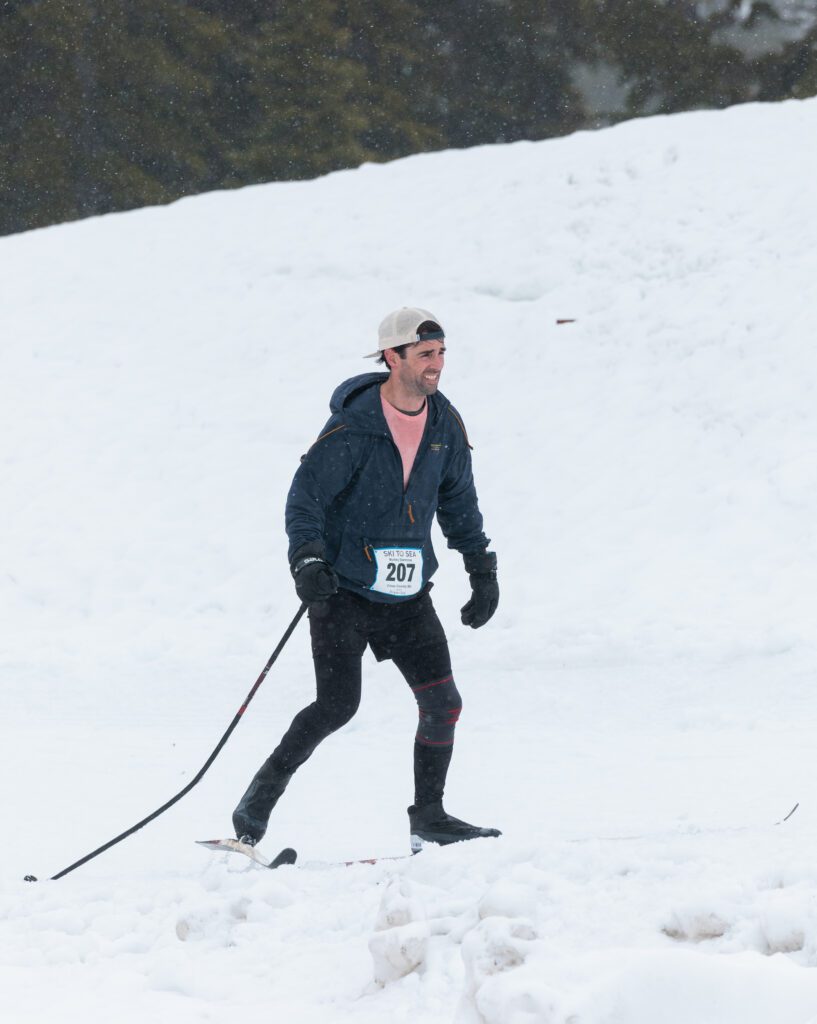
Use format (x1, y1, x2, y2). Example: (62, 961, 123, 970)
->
(3, 96, 817, 1022)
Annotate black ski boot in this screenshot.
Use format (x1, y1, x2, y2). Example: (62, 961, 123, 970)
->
(232, 757, 292, 846)
(408, 800, 501, 853)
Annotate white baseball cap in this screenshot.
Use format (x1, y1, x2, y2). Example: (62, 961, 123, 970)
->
(365, 307, 445, 358)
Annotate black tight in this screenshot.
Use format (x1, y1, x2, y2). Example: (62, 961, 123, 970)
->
(266, 588, 462, 805)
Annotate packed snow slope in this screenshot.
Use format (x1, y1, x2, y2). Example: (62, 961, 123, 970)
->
(3, 97, 817, 1023)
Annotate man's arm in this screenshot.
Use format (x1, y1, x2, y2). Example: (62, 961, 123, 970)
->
(285, 427, 358, 560)
(436, 443, 490, 554)
(436, 414, 498, 629)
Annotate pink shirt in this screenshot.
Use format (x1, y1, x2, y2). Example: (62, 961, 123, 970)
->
(381, 392, 428, 490)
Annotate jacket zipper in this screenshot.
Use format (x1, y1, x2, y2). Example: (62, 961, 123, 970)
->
(400, 413, 434, 522)
(384, 434, 421, 523)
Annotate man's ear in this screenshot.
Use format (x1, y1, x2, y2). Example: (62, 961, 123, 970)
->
(384, 348, 398, 370)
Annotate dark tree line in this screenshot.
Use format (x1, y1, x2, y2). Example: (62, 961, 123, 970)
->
(1, 0, 815, 236)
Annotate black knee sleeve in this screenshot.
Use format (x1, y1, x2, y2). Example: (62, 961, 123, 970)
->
(411, 673, 462, 747)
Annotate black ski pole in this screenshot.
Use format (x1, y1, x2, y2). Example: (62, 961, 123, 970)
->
(26, 603, 307, 882)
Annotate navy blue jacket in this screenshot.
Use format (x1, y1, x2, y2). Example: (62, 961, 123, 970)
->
(285, 373, 490, 603)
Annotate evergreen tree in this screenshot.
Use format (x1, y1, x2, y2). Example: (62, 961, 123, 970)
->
(336, 0, 444, 159)
(414, 0, 584, 146)
(586, 0, 751, 117)
(0, 0, 233, 233)
(222, 3, 371, 182)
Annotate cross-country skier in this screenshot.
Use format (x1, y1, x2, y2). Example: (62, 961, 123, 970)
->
(232, 307, 501, 852)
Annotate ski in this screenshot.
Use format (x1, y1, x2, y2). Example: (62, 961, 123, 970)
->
(330, 853, 411, 867)
(567, 802, 800, 845)
(196, 838, 297, 869)
(196, 838, 411, 870)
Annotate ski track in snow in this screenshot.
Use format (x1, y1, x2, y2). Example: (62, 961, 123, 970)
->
(3, 97, 817, 1021)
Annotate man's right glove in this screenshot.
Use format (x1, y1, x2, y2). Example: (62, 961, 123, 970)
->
(290, 541, 339, 605)
(461, 550, 499, 629)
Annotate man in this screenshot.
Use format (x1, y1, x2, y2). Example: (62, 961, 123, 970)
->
(233, 307, 501, 852)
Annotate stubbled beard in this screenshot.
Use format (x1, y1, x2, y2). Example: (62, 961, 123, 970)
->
(412, 373, 439, 396)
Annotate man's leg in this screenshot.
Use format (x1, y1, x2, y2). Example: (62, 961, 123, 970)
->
(232, 593, 366, 843)
(387, 594, 501, 849)
(392, 642, 461, 805)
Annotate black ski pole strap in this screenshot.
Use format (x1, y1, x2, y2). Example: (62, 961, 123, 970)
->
(38, 603, 308, 882)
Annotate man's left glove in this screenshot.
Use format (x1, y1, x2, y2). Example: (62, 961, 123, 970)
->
(290, 541, 339, 605)
(461, 551, 499, 629)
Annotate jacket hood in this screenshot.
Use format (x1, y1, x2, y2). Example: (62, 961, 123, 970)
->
(329, 373, 450, 433)
(329, 373, 388, 415)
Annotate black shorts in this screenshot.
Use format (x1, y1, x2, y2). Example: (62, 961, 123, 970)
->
(308, 585, 448, 662)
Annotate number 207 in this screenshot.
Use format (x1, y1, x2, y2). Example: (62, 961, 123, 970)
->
(386, 562, 415, 583)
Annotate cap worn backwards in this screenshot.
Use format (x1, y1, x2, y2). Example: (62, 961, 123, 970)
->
(365, 306, 445, 359)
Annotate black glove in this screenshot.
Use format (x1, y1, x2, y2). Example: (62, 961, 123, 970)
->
(290, 541, 339, 605)
(460, 550, 499, 629)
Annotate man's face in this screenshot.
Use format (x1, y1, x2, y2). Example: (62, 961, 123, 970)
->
(390, 340, 446, 397)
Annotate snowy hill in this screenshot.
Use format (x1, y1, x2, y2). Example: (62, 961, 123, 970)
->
(3, 97, 817, 1023)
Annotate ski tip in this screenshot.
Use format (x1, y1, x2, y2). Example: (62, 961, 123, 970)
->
(195, 838, 229, 851)
(269, 847, 297, 869)
(196, 839, 297, 869)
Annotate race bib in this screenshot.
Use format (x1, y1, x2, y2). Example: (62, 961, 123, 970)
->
(370, 546, 423, 598)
